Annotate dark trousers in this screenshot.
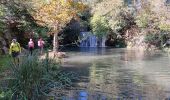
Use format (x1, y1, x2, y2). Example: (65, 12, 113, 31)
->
(12, 51, 19, 58)
(11, 51, 20, 65)
(29, 47, 34, 55)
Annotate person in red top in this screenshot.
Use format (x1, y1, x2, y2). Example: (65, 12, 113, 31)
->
(28, 38, 34, 55)
(38, 38, 45, 54)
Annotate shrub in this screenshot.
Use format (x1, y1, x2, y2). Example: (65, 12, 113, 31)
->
(1, 53, 77, 100)
(159, 24, 170, 32)
(144, 32, 166, 47)
(135, 13, 149, 28)
(109, 7, 135, 33)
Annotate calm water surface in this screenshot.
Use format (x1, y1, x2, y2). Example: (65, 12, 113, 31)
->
(61, 48, 170, 100)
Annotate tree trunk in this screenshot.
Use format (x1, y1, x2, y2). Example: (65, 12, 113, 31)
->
(53, 22, 59, 57)
(53, 33, 59, 55)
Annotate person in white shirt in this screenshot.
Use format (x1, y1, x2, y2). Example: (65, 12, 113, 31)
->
(28, 38, 34, 55)
(38, 38, 45, 54)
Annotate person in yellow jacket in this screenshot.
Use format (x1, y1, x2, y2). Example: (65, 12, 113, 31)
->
(9, 39, 21, 65)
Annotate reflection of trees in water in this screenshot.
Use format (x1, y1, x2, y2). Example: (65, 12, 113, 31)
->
(121, 50, 146, 61)
(59, 52, 167, 99)
(144, 84, 166, 100)
(115, 69, 142, 99)
(87, 60, 119, 99)
(86, 59, 166, 99)
(121, 50, 164, 62)
(115, 68, 166, 99)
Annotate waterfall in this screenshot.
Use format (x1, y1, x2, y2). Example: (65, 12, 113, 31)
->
(80, 32, 106, 47)
(80, 32, 97, 47)
(89, 35, 97, 47)
(102, 36, 106, 47)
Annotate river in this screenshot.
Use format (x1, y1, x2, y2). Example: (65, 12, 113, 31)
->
(60, 48, 170, 100)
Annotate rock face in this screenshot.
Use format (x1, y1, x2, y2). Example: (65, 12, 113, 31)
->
(0, 30, 12, 55)
(125, 28, 157, 50)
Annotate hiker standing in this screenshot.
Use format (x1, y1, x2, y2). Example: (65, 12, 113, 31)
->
(38, 38, 45, 55)
(9, 39, 21, 65)
(28, 38, 34, 55)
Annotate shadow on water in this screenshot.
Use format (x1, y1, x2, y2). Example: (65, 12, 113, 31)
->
(56, 48, 170, 100)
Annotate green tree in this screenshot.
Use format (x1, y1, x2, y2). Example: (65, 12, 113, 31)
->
(32, 0, 87, 53)
(90, 0, 135, 36)
(90, 14, 109, 37)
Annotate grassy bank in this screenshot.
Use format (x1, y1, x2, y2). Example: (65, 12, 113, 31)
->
(0, 53, 77, 100)
(0, 55, 11, 73)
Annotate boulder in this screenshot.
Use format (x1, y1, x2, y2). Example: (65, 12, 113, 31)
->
(55, 52, 67, 58)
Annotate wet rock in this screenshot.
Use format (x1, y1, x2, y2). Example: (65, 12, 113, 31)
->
(55, 52, 67, 58)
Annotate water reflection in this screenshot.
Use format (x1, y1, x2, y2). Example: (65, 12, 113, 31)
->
(59, 48, 170, 100)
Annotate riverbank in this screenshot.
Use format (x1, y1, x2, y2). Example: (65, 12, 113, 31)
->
(162, 47, 170, 53)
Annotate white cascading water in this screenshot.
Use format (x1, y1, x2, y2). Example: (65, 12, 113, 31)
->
(80, 32, 106, 47)
(101, 36, 106, 47)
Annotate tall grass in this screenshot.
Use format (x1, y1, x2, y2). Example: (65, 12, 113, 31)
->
(0, 53, 78, 100)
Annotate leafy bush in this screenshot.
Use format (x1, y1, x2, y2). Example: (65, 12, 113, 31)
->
(108, 7, 135, 33)
(135, 13, 149, 28)
(159, 24, 170, 32)
(1, 53, 77, 100)
(144, 33, 156, 43)
(144, 32, 166, 47)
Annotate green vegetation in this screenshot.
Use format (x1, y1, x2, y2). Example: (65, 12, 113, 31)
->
(0, 0, 170, 99)
(0, 54, 77, 100)
(159, 24, 170, 32)
(0, 0, 170, 52)
(0, 55, 10, 72)
(135, 13, 149, 28)
(89, 0, 137, 47)
(89, 0, 170, 48)
(90, 14, 109, 37)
